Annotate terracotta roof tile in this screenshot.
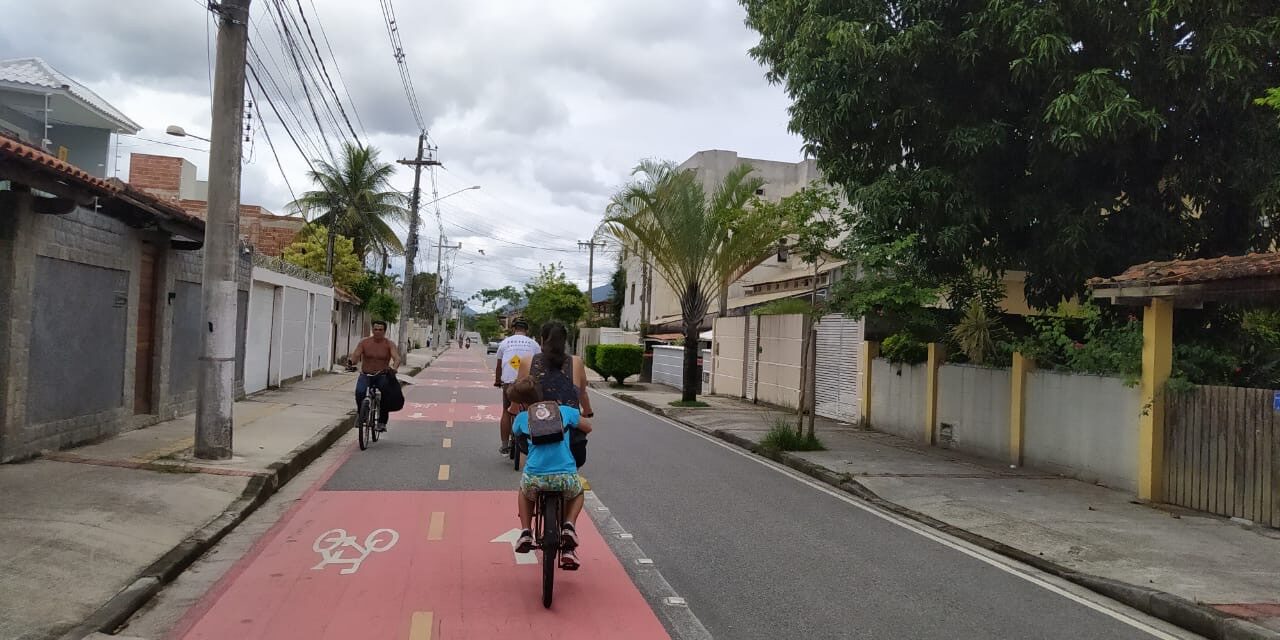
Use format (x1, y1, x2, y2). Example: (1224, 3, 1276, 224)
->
(1090, 252, 1280, 289)
(0, 135, 118, 195)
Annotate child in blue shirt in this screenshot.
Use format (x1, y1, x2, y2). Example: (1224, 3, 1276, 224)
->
(508, 377, 592, 570)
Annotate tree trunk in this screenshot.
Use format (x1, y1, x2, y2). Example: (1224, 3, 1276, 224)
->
(796, 315, 809, 427)
(682, 318, 700, 403)
(325, 223, 336, 277)
(804, 323, 818, 439)
(804, 263, 821, 438)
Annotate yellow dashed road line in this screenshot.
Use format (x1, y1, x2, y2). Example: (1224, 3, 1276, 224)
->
(427, 512, 445, 540)
(409, 611, 433, 640)
(442, 438, 452, 448)
(437, 464, 450, 481)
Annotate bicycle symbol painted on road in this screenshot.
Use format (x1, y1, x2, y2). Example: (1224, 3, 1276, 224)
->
(311, 528, 399, 575)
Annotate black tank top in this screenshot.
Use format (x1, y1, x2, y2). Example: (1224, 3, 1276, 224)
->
(530, 353, 578, 409)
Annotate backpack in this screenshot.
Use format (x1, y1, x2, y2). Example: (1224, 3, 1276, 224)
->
(526, 400, 567, 445)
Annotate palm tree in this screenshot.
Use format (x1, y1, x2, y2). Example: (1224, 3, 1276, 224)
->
(604, 159, 778, 402)
(287, 143, 409, 274)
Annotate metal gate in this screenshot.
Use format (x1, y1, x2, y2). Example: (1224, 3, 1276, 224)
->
(814, 314, 863, 422)
(1164, 385, 1278, 528)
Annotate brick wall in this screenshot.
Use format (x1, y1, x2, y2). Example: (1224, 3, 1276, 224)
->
(128, 154, 185, 201)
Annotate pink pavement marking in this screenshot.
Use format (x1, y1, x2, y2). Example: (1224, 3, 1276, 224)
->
(400, 402, 501, 423)
(177, 491, 670, 640)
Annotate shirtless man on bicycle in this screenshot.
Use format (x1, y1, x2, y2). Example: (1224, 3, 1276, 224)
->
(348, 320, 400, 432)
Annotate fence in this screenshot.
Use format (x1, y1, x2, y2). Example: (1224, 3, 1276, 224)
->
(712, 316, 747, 397)
(1165, 385, 1278, 527)
(652, 345, 684, 389)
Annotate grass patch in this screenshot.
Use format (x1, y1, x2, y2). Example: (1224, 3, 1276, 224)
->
(668, 400, 710, 408)
(760, 418, 825, 452)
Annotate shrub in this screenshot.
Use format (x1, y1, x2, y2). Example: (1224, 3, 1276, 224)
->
(882, 332, 928, 365)
(584, 344, 604, 378)
(760, 418, 825, 452)
(596, 344, 643, 384)
(949, 300, 1004, 365)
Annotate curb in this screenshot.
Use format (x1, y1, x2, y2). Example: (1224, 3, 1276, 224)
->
(58, 411, 356, 640)
(611, 392, 1280, 640)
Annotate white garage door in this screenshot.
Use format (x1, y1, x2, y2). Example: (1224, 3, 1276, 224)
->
(245, 282, 276, 393)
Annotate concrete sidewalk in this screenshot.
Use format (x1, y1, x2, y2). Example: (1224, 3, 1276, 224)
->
(1, 348, 446, 640)
(598, 381, 1280, 640)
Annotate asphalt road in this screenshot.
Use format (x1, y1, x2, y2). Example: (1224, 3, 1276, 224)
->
(145, 350, 1199, 640)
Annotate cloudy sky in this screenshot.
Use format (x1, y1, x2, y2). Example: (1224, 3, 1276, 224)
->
(2, 0, 802, 304)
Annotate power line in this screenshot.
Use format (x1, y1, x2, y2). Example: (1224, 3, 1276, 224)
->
(265, 0, 338, 158)
(292, 0, 361, 144)
(307, 0, 367, 138)
(248, 44, 327, 162)
(376, 0, 426, 132)
(245, 79, 299, 208)
(118, 133, 209, 152)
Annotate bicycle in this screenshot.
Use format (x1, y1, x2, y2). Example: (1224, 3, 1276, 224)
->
(508, 433, 527, 470)
(356, 370, 390, 451)
(531, 488, 566, 608)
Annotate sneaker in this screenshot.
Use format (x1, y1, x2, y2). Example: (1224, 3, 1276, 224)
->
(560, 523, 579, 550)
(499, 444, 512, 456)
(515, 529, 534, 554)
(559, 549, 580, 571)
(376, 423, 388, 432)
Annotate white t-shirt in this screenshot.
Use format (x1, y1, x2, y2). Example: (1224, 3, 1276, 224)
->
(496, 334, 539, 384)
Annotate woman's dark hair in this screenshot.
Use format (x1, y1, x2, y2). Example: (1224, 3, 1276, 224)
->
(540, 321, 569, 370)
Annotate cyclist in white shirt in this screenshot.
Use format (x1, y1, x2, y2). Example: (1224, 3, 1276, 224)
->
(493, 318, 540, 455)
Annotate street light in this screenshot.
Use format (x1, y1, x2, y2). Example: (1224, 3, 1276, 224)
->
(422, 185, 480, 206)
(165, 124, 211, 143)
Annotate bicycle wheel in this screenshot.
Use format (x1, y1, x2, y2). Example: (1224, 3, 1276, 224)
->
(540, 494, 560, 609)
(371, 392, 381, 442)
(358, 397, 372, 450)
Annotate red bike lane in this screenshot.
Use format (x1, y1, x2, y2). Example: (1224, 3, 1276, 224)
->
(169, 351, 671, 640)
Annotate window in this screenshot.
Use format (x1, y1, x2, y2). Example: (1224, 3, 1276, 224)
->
(755, 187, 766, 196)
(630, 283, 636, 304)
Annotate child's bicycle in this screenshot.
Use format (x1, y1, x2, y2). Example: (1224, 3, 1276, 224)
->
(531, 487, 567, 608)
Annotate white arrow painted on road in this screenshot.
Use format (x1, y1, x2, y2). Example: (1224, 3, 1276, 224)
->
(411, 412, 424, 419)
(490, 528, 537, 565)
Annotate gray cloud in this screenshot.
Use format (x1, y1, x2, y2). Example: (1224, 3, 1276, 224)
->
(4, 0, 800, 299)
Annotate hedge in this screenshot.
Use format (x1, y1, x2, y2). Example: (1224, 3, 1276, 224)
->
(596, 344, 643, 384)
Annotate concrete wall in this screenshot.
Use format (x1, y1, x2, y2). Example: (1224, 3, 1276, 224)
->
(251, 264, 334, 386)
(937, 364, 1011, 460)
(870, 358, 926, 442)
(652, 345, 684, 389)
(755, 314, 804, 409)
(712, 316, 747, 397)
(1024, 371, 1141, 491)
(245, 281, 275, 393)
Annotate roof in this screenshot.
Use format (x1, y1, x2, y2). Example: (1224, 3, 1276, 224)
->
(727, 288, 809, 310)
(334, 285, 362, 304)
(743, 259, 847, 288)
(1090, 252, 1280, 307)
(0, 58, 140, 133)
(1090, 253, 1280, 289)
(0, 134, 117, 196)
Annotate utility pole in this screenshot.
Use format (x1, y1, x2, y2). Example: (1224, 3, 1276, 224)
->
(196, 0, 251, 461)
(433, 238, 461, 347)
(578, 240, 607, 312)
(396, 135, 441, 356)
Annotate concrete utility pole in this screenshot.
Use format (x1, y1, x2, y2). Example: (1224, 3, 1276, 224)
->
(196, 0, 251, 461)
(578, 240, 607, 309)
(396, 134, 441, 356)
(433, 238, 461, 347)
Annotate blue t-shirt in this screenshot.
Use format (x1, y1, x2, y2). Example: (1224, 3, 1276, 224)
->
(512, 405, 580, 476)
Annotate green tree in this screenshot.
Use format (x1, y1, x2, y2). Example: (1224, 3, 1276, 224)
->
(474, 312, 502, 342)
(365, 291, 400, 323)
(282, 224, 363, 290)
(743, 0, 1280, 308)
(472, 286, 523, 312)
(286, 142, 409, 271)
(607, 265, 626, 328)
(604, 159, 781, 402)
(523, 264, 590, 331)
(409, 272, 439, 320)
